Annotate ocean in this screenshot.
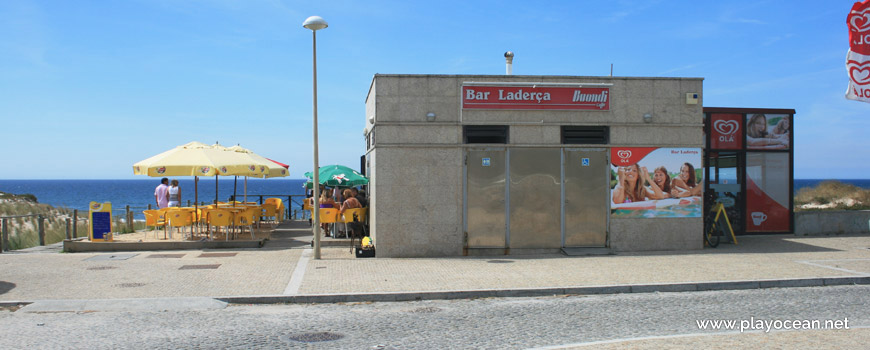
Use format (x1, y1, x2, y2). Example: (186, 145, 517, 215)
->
(0, 179, 308, 220)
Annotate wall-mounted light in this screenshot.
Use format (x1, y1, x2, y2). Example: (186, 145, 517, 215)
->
(426, 112, 436, 122)
(368, 115, 374, 124)
(643, 113, 652, 123)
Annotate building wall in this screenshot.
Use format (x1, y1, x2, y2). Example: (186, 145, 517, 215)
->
(367, 74, 704, 257)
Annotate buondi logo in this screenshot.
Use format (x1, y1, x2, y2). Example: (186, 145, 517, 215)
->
(713, 119, 739, 143)
(249, 165, 255, 171)
(617, 150, 632, 164)
(200, 167, 211, 174)
(156, 167, 166, 174)
(221, 167, 228, 174)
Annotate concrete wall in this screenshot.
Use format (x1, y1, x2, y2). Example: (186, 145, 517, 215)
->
(795, 211, 870, 236)
(370, 147, 463, 257)
(367, 74, 705, 257)
(610, 218, 702, 252)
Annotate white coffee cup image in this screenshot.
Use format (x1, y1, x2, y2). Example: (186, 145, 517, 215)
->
(751, 212, 767, 226)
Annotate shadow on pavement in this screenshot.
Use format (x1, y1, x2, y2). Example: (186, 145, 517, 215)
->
(0, 281, 16, 295)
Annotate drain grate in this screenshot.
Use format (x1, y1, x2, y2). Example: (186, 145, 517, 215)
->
(409, 307, 442, 313)
(198, 253, 238, 258)
(179, 264, 221, 270)
(115, 282, 146, 288)
(487, 259, 514, 264)
(87, 266, 118, 271)
(147, 254, 185, 259)
(84, 253, 138, 261)
(286, 332, 344, 343)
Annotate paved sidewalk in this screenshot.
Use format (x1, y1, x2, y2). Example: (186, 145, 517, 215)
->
(1, 220, 869, 306)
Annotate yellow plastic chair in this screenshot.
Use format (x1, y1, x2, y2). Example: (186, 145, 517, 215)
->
(143, 210, 166, 239)
(302, 198, 314, 226)
(265, 198, 284, 223)
(233, 208, 256, 240)
(319, 208, 340, 237)
(261, 203, 279, 227)
(166, 209, 194, 240)
(340, 208, 367, 250)
(206, 209, 234, 241)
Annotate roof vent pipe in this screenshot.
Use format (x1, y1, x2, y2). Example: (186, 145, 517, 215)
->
(504, 51, 514, 75)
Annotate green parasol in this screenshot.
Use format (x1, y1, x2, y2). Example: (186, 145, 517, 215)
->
(304, 164, 368, 188)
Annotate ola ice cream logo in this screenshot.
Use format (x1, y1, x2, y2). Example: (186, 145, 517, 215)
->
(849, 5, 870, 53)
(249, 165, 255, 171)
(713, 119, 739, 143)
(156, 167, 166, 174)
(200, 167, 210, 174)
(221, 167, 227, 174)
(260, 166, 265, 172)
(848, 60, 870, 85)
(617, 150, 632, 164)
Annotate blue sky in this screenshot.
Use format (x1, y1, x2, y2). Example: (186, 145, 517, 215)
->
(0, 0, 865, 179)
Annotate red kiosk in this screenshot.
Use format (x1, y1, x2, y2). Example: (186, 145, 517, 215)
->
(704, 107, 795, 234)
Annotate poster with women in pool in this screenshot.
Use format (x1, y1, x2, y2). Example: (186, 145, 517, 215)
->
(610, 147, 703, 218)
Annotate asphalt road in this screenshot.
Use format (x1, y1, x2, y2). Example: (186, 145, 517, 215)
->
(1, 285, 867, 349)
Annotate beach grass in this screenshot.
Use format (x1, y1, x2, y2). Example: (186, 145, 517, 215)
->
(0, 195, 144, 250)
(794, 180, 870, 211)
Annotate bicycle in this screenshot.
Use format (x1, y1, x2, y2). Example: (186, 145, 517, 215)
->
(704, 203, 724, 247)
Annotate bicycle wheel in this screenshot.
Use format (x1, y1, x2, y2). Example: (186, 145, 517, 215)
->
(705, 223, 720, 248)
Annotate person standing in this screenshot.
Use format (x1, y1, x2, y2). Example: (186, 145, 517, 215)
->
(154, 178, 169, 209)
(167, 179, 181, 207)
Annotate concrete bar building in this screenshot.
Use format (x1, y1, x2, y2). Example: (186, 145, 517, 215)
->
(364, 74, 705, 257)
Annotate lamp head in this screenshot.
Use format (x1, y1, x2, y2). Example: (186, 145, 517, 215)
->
(303, 16, 328, 31)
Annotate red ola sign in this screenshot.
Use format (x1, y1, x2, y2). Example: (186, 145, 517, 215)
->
(710, 113, 743, 149)
(462, 85, 609, 110)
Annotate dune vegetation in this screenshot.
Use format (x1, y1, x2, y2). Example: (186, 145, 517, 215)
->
(0, 192, 143, 251)
(794, 181, 870, 211)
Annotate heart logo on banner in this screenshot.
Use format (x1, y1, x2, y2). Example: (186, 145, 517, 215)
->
(848, 60, 870, 85)
(617, 150, 632, 159)
(713, 120, 739, 136)
(849, 8, 870, 33)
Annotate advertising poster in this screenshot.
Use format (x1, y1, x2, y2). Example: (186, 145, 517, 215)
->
(746, 114, 790, 150)
(745, 153, 791, 232)
(610, 147, 703, 218)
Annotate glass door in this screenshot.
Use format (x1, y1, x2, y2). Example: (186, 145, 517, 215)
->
(705, 152, 744, 234)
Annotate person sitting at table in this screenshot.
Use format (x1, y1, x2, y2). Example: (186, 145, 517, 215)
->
(340, 189, 361, 213)
(339, 189, 362, 238)
(319, 190, 338, 236)
(352, 187, 368, 207)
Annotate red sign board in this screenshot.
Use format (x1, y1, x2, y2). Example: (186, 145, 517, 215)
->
(710, 113, 743, 149)
(609, 147, 656, 166)
(462, 85, 610, 110)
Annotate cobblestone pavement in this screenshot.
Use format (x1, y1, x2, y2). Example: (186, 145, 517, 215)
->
(0, 221, 869, 303)
(0, 285, 866, 349)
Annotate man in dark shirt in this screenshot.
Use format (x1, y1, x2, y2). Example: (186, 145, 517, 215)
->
(352, 187, 368, 207)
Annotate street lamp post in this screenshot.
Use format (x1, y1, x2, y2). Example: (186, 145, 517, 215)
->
(303, 15, 327, 259)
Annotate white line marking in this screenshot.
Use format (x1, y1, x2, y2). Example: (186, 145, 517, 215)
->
(529, 326, 870, 349)
(284, 249, 311, 295)
(796, 260, 870, 276)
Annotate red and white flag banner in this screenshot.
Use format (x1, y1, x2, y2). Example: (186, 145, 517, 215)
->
(846, 0, 870, 102)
